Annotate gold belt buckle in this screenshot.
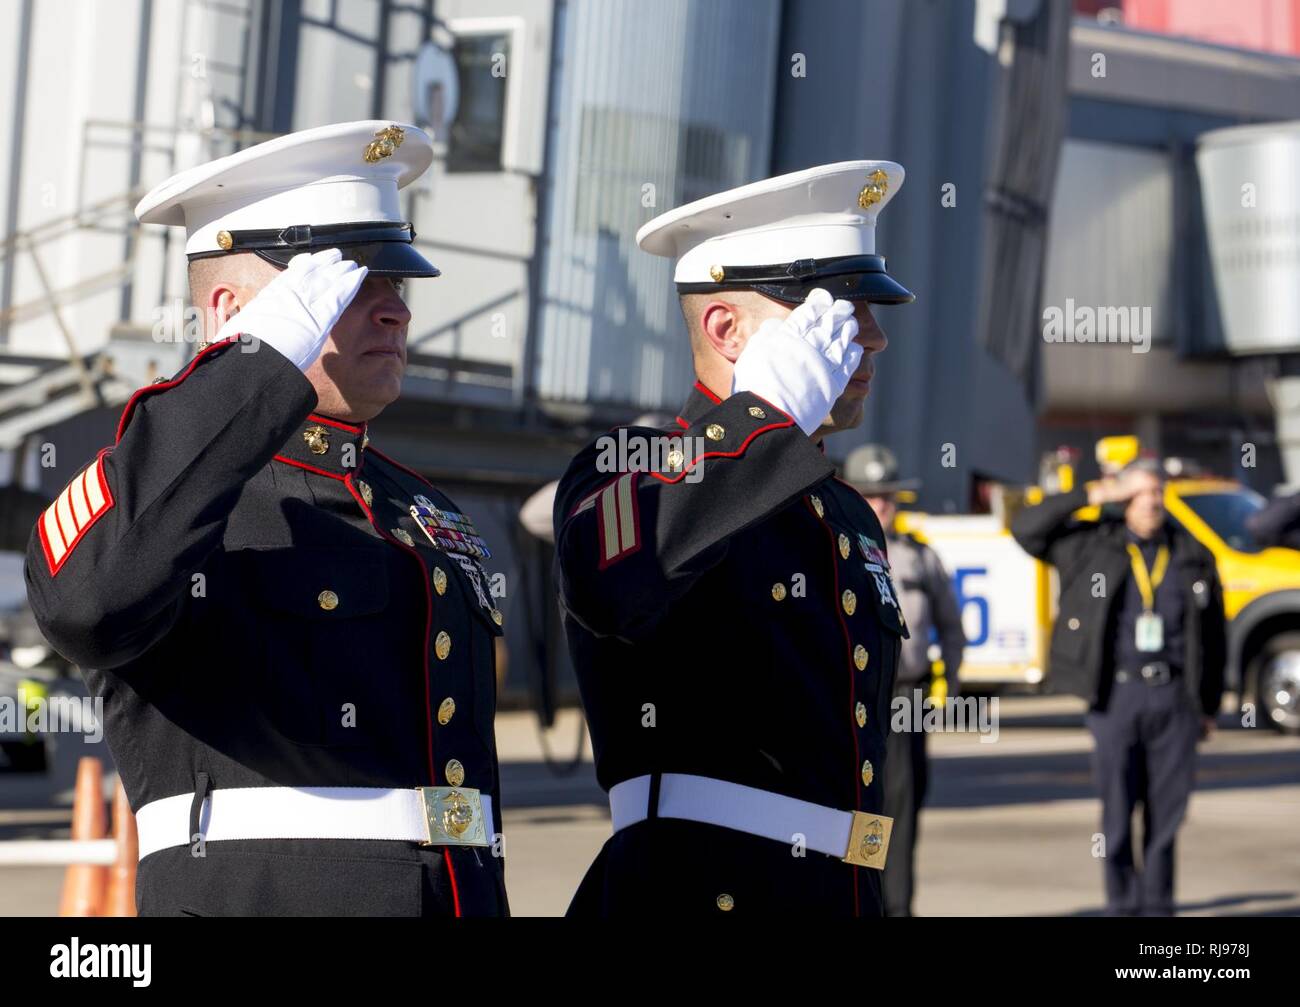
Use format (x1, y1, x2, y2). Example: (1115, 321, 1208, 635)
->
(418, 786, 489, 847)
(843, 811, 893, 870)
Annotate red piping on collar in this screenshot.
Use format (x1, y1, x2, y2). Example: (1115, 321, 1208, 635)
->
(306, 413, 366, 435)
(693, 379, 723, 404)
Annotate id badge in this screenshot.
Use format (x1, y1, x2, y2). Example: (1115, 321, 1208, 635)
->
(1135, 611, 1163, 653)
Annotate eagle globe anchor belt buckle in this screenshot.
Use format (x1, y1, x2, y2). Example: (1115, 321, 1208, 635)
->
(418, 786, 490, 847)
(608, 773, 893, 870)
(132, 786, 494, 859)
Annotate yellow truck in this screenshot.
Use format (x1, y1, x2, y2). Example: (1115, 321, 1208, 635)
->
(897, 445, 1300, 735)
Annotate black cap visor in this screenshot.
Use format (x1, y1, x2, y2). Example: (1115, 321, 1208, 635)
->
(677, 253, 913, 305)
(188, 220, 440, 278)
(255, 240, 439, 278)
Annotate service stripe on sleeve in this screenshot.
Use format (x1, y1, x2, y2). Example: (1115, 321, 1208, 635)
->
(38, 455, 115, 576)
(596, 472, 641, 569)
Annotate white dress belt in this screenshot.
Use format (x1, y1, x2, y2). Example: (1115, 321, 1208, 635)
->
(135, 786, 495, 862)
(609, 773, 892, 868)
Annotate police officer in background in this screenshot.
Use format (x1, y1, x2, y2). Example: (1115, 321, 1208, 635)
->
(555, 162, 915, 916)
(843, 444, 965, 917)
(25, 122, 507, 916)
(1011, 458, 1225, 916)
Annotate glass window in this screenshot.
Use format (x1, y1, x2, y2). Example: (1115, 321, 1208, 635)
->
(1179, 489, 1266, 554)
(447, 34, 509, 173)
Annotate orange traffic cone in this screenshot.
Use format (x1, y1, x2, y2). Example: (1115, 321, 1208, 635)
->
(105, 780, 138, 917)
(59, 757, 107, 916)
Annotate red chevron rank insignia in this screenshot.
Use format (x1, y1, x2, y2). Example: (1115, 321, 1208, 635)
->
(38, 455, 114, 576)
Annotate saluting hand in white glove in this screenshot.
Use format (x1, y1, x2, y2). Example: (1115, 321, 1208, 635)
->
(215, 248, 368, 372)
(731, 288, 863, 436)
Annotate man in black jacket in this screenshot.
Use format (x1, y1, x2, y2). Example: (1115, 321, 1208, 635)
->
(24, 122, 508, 916)
(1011, 459, 1226, 916)
(555, 161, 915, 916)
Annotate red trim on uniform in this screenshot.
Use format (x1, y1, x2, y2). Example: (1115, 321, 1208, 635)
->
(648, 416, 796, 485)
(804, 493, 862, 918)
(443, 848, 463, 917)
(307, 413, 365, 434)
(272, 455, 348, 481)
(693, 379, 723, 404)
(344, 471, 462, 917)
(595, 472, 643, 570)
(36, 514, 56, 575)
(38, 452, 117, 577)
(674, 416, 690, 429)
(568, 472, 624, 519)
(115, 338, 238, 442)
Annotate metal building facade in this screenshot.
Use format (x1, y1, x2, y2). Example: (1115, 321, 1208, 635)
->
(532, 0, 782, 414)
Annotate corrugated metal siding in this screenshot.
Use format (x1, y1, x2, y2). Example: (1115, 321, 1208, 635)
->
(534, 0, 781, 411)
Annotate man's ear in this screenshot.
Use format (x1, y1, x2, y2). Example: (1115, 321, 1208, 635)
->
(698, 299, 747, 364)
(205, 284, 239, 340)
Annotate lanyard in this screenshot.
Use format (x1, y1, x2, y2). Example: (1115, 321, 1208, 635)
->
(1126, 542, 1169, 612)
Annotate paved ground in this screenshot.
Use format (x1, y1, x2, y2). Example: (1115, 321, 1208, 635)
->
(3, 689, 1298, 916)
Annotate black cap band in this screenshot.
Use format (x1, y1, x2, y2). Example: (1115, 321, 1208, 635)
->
(187, 220, 440, 278)
(676, 253, 913, 305)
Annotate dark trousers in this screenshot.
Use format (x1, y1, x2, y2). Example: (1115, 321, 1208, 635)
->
(883, 703, 929, 917)
(1085, 679, 1199, 916)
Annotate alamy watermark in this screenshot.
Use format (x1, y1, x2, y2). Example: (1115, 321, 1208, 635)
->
(890, 688, 999, 742)
(1042, 299, 1152, 354)
(0, 690, 103, 744)
(595, 428, 707, 483)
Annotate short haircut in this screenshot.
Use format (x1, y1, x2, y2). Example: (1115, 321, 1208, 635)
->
(1121, 457, 1164, 479)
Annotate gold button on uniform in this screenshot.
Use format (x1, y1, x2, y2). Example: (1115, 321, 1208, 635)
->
(810, 495, 824, 518)
(665, 449, 685, 471)
(1068, 617, 1080, 630)
(861, 760, 874, 786)
(444, 760, 465, 787)
(854, 645, 868, 670)
(771, 582, 787, 601)
(705, 423, 725, 441)
(709, 264, 726, 282)
(216, 229, 234, 250)
(716, 893, 735, 911)
(491, 608, 504, 626)
(393, 528, 414, 547)
(438, 697, 456, 725)
(435, 631, 451, 660)
(838, 534, 851, 559)
(357, 480, 373, 507)
(748, 406, 766, 419)
(855, 702, 867, 728)
(842, 589, 857, 616)
(433, 567, 447, 595)
(317, 590, 339, 611)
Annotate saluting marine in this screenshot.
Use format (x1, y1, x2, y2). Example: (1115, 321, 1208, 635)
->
(554, 162, 915, 916)
(25, 122, 508, 917)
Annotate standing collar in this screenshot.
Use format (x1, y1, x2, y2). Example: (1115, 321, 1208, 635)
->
(274, 412, 369, 478)
(675, 380, 725, 427)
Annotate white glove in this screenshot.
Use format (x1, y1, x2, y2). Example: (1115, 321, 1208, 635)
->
(731, 288, 863, 435)
(214, 248, 368, 372)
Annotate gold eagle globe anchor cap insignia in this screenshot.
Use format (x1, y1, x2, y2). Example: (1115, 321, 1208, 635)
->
(132, 120, 440, 279)
(634, 159, 914, 306)
(363, 124, 406, 164)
